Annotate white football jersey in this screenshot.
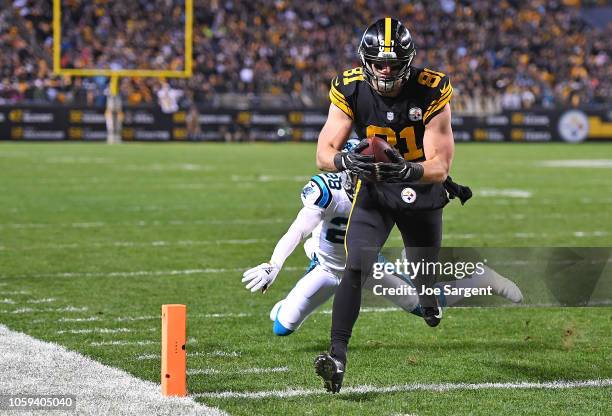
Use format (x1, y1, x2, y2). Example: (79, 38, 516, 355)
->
(300, 172, 353, 272)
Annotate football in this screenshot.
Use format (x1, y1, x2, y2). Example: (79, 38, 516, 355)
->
(359, 136, 393, 163)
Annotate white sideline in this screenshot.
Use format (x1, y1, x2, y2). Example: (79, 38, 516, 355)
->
(0, 325, 227, 416)
(193, 379, 612, 399)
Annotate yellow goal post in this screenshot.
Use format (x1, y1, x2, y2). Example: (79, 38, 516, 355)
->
(52, 0, 193, 96)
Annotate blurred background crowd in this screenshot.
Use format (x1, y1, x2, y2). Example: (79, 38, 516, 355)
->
(1, 0, 610, 114)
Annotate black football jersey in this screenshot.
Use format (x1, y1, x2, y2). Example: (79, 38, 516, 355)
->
(329, 66, 453, 162)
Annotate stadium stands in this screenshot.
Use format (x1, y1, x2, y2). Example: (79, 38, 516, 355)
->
(1, 0, 610, 113)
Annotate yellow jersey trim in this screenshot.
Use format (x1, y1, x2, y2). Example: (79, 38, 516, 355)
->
(344, 179, 362, 256)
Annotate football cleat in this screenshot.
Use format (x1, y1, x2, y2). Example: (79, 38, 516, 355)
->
(477, 266, 524, 303)
(314, 353, 345, 393)
(422, 305, 443, 327)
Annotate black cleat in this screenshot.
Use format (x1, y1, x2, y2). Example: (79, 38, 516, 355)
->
(422, 306, 443, 327)
(314, 353, 345, 393)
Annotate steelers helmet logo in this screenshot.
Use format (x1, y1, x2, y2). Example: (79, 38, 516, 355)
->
(401, 187, 417, 204)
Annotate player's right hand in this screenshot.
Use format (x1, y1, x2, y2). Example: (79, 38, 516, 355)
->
(242, 262, 280, 293)
(375, 147, 424, 182)
(333, 139, 375, 176)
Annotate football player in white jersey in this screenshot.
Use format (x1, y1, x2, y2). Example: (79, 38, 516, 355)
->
(242, 140, 522, 336)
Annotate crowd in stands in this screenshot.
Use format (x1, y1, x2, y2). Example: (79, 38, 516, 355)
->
(1, 0, 610, 113)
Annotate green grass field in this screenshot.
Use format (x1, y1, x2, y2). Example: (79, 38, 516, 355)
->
(0, 142, 610, 415)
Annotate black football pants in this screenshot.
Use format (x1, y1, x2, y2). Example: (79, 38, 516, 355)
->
(330, 181, 443, 361)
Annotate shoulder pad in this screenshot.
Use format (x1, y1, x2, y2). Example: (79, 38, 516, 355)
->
(329, 67, 364, 120)
(301, 175, 333, 209)
(414, 68, 453, 124)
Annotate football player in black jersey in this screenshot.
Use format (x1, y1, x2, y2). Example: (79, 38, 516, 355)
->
(314, 17, 470, 393)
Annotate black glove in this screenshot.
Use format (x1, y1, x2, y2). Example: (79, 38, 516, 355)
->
(375, 147, 424, 182)
(443, 176, 472, 205)
(333, 139, 375, 176)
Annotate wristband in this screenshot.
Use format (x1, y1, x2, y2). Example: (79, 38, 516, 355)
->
(333, 152, 346, 171)
(405, 163, 424, 181)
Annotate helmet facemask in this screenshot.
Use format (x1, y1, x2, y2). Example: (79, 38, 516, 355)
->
(360, 53, 414, 96)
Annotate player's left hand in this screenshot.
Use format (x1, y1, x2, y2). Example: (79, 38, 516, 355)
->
(375, 147, 424, 182)
(242, 262, 280, 293)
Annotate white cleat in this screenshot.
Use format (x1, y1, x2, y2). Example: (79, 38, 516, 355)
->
(479, 266, 523, 303)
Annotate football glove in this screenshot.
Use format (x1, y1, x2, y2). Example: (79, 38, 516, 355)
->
(375, 147, 424, 182)
(333, 139, 375, 176)
(242, 262, 280, 293)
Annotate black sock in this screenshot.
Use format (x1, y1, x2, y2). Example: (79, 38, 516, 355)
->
(330, 342, 347, 364)
(330, 268, 362, 364)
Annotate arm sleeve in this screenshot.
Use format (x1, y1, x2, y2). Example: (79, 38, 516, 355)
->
(270, 206, 324, 268)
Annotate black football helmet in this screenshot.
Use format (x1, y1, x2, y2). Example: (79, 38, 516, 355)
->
(358, 18, 416, 95)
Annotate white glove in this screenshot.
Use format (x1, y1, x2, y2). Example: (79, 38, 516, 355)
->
(241, 262, 280, 293)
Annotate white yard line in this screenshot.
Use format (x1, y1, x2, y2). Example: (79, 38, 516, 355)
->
(191, 351, 241, 358)
(89, 340, 158, 347)
(477, 189, 533, 198)
(0, 218, 285, 230)
(0, 306, 88, 314)
(89, 338, 197, 347)
(116, 313, 250, 322)
(0, 325, 227, 416)
(230, 175, 309, 182)
(5, 238, 269, 251)
(57, 328, 132, 335)
(1, 266, 302, 280)
(389, 230, 610, 241)
(114, 315, 158, 322)
(45, 157, 111, 164)
(136, 353, 160, 360)
(53, 312, 251, 324)
(537, 159, 612, 168)
(58, 316, 101, 322)
(199, 313, 250, 319)
(27, 298, 57, 303)
(136, 351, 241, 361)
(319, 307, 399, 315)
(193, 379, 612, 399)
(188, 367, 288, 376)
